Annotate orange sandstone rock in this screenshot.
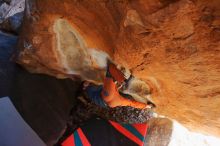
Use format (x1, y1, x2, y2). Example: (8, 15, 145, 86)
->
(16, 0, 220, 137)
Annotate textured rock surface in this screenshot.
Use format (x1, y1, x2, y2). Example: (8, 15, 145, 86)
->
(16, 0, 220, 137)
(0, 0, 24, 22)
(0, 0, 25, 33)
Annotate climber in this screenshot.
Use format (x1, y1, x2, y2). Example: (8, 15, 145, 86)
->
(59, 60, 155, 146)
(83, 60, 153, 109)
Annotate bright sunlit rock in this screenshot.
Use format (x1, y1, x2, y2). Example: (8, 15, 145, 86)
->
(169, 121, 220, 146)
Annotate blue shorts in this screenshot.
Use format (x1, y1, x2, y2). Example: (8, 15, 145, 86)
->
(85, 85, 107, 107)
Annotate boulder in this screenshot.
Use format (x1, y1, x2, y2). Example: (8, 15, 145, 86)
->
(16, 0, 220, 138)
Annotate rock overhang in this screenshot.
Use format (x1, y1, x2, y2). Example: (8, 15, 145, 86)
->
(14, 0, 220, 138)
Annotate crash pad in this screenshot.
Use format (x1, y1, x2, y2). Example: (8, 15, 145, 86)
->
(0, 97, 46, 146)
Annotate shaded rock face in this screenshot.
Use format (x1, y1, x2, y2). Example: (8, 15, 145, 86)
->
(0, 0, 25, 33)
(0, 0, 24, 22)
(0, 31, 82, 146)
(16, 0, 220, 137)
